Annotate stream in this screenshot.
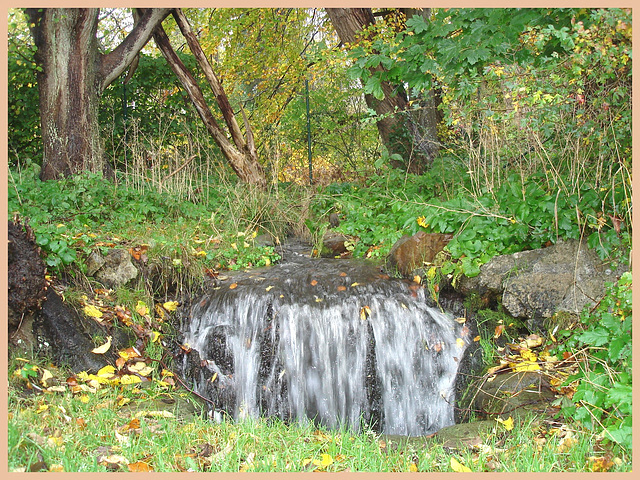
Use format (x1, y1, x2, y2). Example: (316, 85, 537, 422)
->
(182, 242, 471, 436)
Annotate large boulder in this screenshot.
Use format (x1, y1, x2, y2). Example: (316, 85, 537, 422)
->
(320, 231, 356, 258)
(457, 239, 626, 330)
(386, 232, 453, 277)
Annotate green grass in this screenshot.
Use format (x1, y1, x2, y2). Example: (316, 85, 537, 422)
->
(7, 351, 631, 473)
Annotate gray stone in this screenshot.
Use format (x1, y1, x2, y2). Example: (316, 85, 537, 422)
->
(85, 250, 106, 276)
(457, 240, 625, 328)
(94, 249, 139, 288)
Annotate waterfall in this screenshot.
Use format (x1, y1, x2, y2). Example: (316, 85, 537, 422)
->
(183, 255, 470, 436)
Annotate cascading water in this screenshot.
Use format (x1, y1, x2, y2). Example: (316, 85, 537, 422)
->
(183, 246, 470, 436)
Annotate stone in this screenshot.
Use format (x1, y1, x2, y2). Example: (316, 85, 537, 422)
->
(386, 231, 453, 277)
(94, 249, 139, 288)
(457, 239, 626, 330)
(320, 231, 356, 258)
(85, 250, 106, 276)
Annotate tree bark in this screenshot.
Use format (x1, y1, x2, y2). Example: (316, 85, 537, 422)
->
(26, 8, 171, 180)
(149, 10, 267, 188)
(326, 8, 440, 173)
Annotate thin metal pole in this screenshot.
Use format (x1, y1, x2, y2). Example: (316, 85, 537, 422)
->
(305, 78, 312, 185)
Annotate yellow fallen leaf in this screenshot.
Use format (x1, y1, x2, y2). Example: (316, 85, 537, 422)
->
(351, 282, 360, 287)
(120, 374, 142, 385)
(413, 275, 421, 284)
(84, 304, 103, 319)
(163, 301, 179, 311)
(135, 301, 149, 317)
(135, 410, 174, 418)
(265, 285, 274, 291)
(456, 338, 466, 348)
(80, 394, 90, 404)
(92, 336, 112, 354)
(36, 404, 50, 414)
(49, 464, 64, 472)
(496, 416, 514, 431)
(193, 250, 207, 257)
(40, 368, 54, 387)
(409, 462, 419, 472)
(450, 457, 472, 472)
(128, 362, 153, 376)
(47, 436, 64, 448)
(520, 349, 537, 362)
(509, 360, 541, 372)
(360, 305, 371, 321)
(150, 331, 161, 343)
(211, 372, 218, 383)
(97, 365, 116, 377)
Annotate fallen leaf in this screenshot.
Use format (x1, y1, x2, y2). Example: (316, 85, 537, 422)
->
(589, 456, 614, 472)
(40, 369, 54, 387)
(97, 365, 116, 377)
(473, 336, 481, 342)
(128, 362, 153, 376)
(455, 317, 467, 324)
(49, 464, 64, 472)
(135, 301, 149, 317)
(360, 306, 371, 321)
(494, 324, 505, 339)
(496, 416, 514, 431)
(135, 410, 175, 419)
(509, 360, 541, 372)
(450, 457, 472, 472)
(339, 272, 347, 277)
(351, 282, 360, 287)
(310, 279, 318, 286)
(413, 275, 421, 284)
(524, 334, 543, 348)
(92, 336, 112, 354)
(128, 461, 153, 472)
(84, 304, 103, 319)
(163, 301, 179, 312)
(265, 285, 274, 291)
(337, 285, 347, 291)
(120, 374, 142, 385)
(211, 372, 218, 383)
(229, 283, 238, 290)
(408, 462, 419, 472)
(456, 338, 466, 348)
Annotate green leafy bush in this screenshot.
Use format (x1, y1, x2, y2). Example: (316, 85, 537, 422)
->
(555, 272, 632, 451)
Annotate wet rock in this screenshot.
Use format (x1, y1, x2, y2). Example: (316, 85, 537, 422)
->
(457, 239, 626, 331)
(386, 232, 453, 277)
(94, 249, 139, 288)
(320, 231, 356, 258)
(85, 250, 106, 276)
(329, 213, 340, 228)
(434, 420, 497, 449)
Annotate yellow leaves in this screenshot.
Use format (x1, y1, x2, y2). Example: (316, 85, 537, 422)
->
(128, 362, 153, 377)
(302, 454, 333, 470)
(408, 462, 419, 472)
(450, 457, 472, 472)
(84, 304, 103, 319)
(456, 337, 466, 348)
(417, 216, 429, 228)
(360, 305, 371, 321)
(91, 336, 112, 354)
(265, 285, 274, 292)
(496, 416, 514, 431)
(135, 301, 149, 317)
(120, 375, 142, 385)
(163, 301, 179, 312)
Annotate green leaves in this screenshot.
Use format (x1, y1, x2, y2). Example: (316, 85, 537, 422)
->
(556, 272, 632, 451)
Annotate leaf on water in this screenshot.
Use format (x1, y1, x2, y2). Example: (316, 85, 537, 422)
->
(314, 295, 323, 303)
(496, 416, 514, 431)
(473, 336, 481, 342)
(456, 338, 466, 348)
(229, 283, 238, 290)
(339, 272, 347, 277)
(360, 306, 371, 321)
(337, 285, 347, 291)
(351, 282, 360, 287)
(310, 279, 318, 286)
(84, 304, 103, 319)
(450, 457, 472, 472)
(455, 317, 466, 324)
(163, 301, 179, 311)
(413, 275, 422, 284)
(91, 336, 112, 354)
(211, 372, 218, 383)
(265, 285, 274, 291)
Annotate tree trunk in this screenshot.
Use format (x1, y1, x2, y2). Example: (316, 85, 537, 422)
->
(26, 8, 171, 181)
(149, 11, 267, 188)
(326, 8, 440, 173)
